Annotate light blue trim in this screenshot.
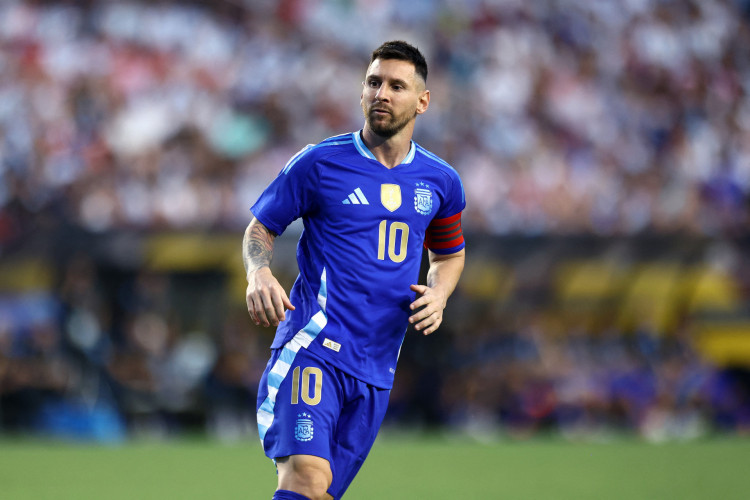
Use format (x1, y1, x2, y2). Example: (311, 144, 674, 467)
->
(259, 398, 274, 415)
(403, 141, 416, 164)
(322, 132, 352, 142)
(299, 311, 326, 342)
(353, 132, 416, 165)
(416, 145, 466, 204)
(267, 372, 284, 389)
(317, 268, 328, 311)
(281, 144, 312, 175)
(354, 187, 369, 204)
(279, 346, 297, 366)
(282, 140, 354, 175)
(257, 268, 329, 445)
(416, 144, 454, 170)
(352, 132, 377, 160)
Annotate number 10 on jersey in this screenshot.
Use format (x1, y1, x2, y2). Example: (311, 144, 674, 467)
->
(378, 220, 409, 263)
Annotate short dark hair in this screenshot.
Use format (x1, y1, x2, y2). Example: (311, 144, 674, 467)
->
(370, 40, 428, 83)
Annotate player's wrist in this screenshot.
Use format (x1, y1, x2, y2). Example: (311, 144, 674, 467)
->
(433, 287, 449, 309)
(246, 264, 271, 281)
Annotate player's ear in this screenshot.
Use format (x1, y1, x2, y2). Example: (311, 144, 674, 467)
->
(416, 89, 430, 115)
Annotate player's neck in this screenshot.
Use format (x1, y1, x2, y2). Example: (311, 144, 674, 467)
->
(361, 125, 414, 169)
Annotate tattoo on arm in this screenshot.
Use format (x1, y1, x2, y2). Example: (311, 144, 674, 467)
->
(243, 220, 276, 274)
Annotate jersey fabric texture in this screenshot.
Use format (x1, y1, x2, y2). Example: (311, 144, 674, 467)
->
(251, 130, 466, 389)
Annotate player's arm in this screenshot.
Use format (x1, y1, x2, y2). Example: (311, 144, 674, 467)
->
(243, 217, 295, 327)
(409, 248, 465, 335)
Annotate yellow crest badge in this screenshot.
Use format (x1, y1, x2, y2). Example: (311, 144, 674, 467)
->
(380, 184, 402, 212)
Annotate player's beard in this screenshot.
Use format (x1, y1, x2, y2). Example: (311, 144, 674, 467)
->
(364, 104, 417, 139)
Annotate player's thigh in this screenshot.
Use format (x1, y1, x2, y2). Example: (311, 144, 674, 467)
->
(257, 346, 342, 464)
(327, 380, 391, 498)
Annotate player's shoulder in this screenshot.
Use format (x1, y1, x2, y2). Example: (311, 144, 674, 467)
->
(314, 132, 357, 150)
(307, 132, 357, 157)
(413, 142, 462, 181)
(282, 132, 355, 175)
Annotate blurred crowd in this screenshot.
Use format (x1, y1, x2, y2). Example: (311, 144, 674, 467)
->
(2, 0, 750, 442)
(1, 0, 749, 241)
(0, 252, 271, 441)
(2, 238, 750, 443)
(392, 308, 749, 442)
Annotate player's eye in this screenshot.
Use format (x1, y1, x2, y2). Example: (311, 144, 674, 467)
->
(367, 79, 380, 88)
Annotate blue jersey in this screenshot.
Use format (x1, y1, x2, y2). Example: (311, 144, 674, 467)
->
(251, 131, 465, 388)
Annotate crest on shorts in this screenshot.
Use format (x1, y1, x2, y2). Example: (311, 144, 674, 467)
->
(381, 184, 401, 212)
(414, 182, 433, 216)
(295, 413, 314, 442)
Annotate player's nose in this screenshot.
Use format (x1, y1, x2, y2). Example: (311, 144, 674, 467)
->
(375, 85, 390, 101)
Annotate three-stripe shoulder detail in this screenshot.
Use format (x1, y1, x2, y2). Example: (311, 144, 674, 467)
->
(282, 137, 354, 174)
(415, 145, 465, 204)
(415, 144, 456, 172)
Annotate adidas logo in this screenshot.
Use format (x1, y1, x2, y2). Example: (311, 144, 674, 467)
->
(322, 338, 341, 352)
(342, 187, 369, 205)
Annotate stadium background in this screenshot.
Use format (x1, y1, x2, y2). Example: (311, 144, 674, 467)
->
(1, 0, 750, 458)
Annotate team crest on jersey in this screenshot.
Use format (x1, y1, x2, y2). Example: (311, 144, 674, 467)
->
(414, 182, 433, 216)
(381, 184, 401, 212)
(295, 413, 314, 442)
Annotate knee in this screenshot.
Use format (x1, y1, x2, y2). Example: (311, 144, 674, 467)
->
(277, 456, 333, 500)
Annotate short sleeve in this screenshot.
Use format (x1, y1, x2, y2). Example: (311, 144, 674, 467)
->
(250, 146, 318, 235)
(435, 169, 466, 220)
(425, 170, 466, 254)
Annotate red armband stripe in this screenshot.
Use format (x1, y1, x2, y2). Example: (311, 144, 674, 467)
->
(430, 213, 462, 226)
(429, 220, 461, 234)
(425, 212, 464, 251)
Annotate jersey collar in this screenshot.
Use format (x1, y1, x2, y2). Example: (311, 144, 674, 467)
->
(352, 131, 416, 166)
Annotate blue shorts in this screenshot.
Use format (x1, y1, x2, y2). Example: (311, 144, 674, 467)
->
(256, 339, 391, 499)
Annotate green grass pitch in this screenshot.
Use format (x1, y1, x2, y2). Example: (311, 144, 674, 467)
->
(1, 433, 749, 499)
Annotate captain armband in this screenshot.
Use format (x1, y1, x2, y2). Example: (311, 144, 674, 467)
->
(424, 212, 465, 254)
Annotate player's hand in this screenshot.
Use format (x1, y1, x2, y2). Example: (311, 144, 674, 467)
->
(408, 284, 447, 335)
(246, 266, 295, 327)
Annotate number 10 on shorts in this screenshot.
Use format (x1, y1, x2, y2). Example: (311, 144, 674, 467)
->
(291, 366, 323, 405)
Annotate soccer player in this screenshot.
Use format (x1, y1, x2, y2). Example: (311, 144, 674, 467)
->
(243, 40, 466, 500)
